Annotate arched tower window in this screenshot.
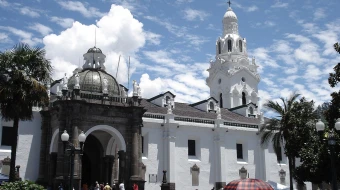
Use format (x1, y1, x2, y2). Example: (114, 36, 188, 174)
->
(218, 41, 222, 54)
(239, 40, 242, 52)
(242, 92, 246, 105)
(249, 107, 253, 114)
(166, 96, 170, 104)
(220, 93, 223, 108)
(209, 102, 214, 110)
(228, 40, 232, 52)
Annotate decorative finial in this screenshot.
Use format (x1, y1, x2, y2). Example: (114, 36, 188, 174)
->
(95, 27, 97, 47)
(227, 0, 231, 7)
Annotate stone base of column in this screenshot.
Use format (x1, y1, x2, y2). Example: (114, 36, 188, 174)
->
(215, 182, 226, 190)
(130, 176, 146, 190)
(161, 182, 175, 190)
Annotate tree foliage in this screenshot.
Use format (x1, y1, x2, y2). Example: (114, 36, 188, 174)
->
(0, 43, 52, 181)
(1, 180, 45, 190)
(260, 93, 317, 189)
(294, 42, 340, 184)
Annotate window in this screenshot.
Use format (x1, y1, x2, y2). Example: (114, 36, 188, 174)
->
(239, 40, 243, 52)
(209, 102, 214, 110)
(277, 146, 283, 162)
(1, 126, 15, 146)
(228, 40, 232, 52)
(166, 96, 170, 104)
(141, 136, 144, 154)
(218, 41, 222, 54)
(188, 140, 196, 156)
(220, 93, 223, 108)
(236, 144, 243, 159)
(242, 92, 246, 105)
(249, 107, 253, 115)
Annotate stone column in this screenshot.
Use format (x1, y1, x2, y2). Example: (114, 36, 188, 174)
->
(118, 150, 125, 184)
(163, 114, 176, 190)
(214, 120, 226, 189)
(130, 126, 140, 180)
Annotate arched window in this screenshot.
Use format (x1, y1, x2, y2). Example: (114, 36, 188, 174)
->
(239, 40, 242, 52)
(218, 41, 222, 54)
(220, 93, 223, 108)
(166, 96, 170, 104)
(228, 40, 232, 52)
(209, 102, 214, 110)
(249, 107, 253, 114)
(242, 92, 246, 105)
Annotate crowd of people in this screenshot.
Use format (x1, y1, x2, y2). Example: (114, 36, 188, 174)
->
(58, 181, 138, 190)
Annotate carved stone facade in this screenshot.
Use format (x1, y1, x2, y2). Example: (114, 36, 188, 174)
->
(37, 98, 146, 190)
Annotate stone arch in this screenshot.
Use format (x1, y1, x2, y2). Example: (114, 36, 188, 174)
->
(49, 128, 59, 153)
(85, 125, 126, 152)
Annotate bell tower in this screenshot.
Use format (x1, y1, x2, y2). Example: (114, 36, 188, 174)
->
(206, 3, 260, 117)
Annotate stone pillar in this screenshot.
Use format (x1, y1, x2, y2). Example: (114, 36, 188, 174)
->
(112, 147, 119, 184)
(118, 150, 125, 184)
(130, 127, 140, 180)
(214, 120, 226, 189)
(163, 114, 176, 190)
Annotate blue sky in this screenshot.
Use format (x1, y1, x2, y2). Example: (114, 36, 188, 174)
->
(0, 0, 339, 112)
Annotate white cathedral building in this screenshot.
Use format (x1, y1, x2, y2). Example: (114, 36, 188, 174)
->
(0, 5, 301, 190)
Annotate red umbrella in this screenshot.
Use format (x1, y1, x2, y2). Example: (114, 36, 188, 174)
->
(224, 178, 274, 190)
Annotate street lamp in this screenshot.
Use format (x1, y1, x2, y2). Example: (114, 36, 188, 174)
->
(315, 118, 340, 190)
(61, 130, 86, 190)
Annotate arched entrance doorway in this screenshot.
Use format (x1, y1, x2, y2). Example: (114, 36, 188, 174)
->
(81, 125, 126, 187)
(81, 134, 103, 186)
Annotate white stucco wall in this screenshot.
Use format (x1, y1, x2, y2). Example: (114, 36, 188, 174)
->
(141, 116, 285, 190)
(0, 111, 42, 181)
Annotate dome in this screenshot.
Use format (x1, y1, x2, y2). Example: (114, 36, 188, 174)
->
(68, 69, 120, 97)
(87, 47, 102, 53)
(223, 7, 237, 20)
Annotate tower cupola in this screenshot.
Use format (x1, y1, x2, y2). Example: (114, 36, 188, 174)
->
(223, 7, 239, 36)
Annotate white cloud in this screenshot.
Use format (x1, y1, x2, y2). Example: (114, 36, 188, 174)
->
(43, 5, 146, 82)
(57, 1, 104, 18)
(0, 26, 41, 46)
(19, 6, 40, 18)
(0, 32, 9, 43)
(232, 2, 258, 12)
(50, 17, 75, 28)
(246, 6, 258, 12)
(176, 0, 194, 4)
(0, 0, 9, 7)
(264, 21, 276, 27)
(303, 65, 322, 81)
(28, 23, 52, 36)
(183, 8, 209, 21)
(314, 8, 326, 20)
(144, 15, 208, 47)
(144, 31, 161, 45)
(271, 1, 288, 8)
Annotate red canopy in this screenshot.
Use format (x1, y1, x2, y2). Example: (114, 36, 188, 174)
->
(224, 178, 274, 190)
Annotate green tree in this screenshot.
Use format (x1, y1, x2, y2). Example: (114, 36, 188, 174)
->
(259, 94, 317, 190)
(0, 43, 52, 181)
(326, 42, 340, 127)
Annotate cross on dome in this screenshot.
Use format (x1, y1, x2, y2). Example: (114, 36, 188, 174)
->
(227, 0, 231, 7)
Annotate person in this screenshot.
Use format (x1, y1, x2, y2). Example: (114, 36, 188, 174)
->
(94, 181, 100, 190)
(82, 183, 88, 190)
(100, 183, 104, 190)
(111, 183, 116, 190)
(58, 183, 64, 190)
(119, 182, 125, 190)
(104, 183, 112, 190)
(133, 183, 138, 190)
